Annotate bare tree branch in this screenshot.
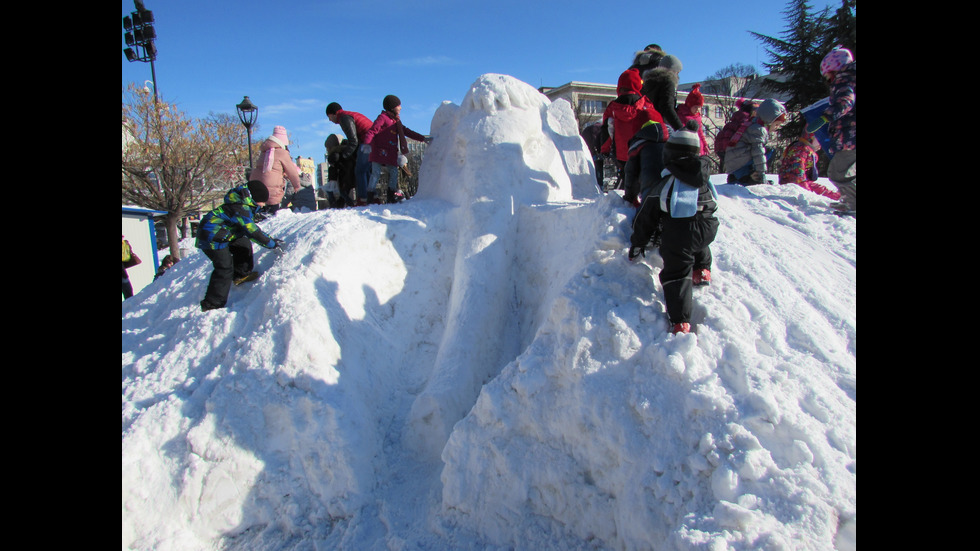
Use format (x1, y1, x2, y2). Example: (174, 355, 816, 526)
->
(122, 84, 253, 259)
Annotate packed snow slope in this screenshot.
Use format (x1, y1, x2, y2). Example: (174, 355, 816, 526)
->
(122, 74, 856, 551)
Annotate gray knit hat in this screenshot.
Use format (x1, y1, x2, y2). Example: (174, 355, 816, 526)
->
(665, 120, 700, 155)
(756, 98, 787, 125)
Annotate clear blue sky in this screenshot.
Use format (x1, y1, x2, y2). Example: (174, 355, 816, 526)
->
(121, 0, 843, 165)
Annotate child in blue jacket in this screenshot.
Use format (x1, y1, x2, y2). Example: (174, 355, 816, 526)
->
(196, 181, 285, 311)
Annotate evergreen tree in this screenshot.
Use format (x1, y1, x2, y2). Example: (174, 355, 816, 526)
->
(750, 1, 856, 174)
(750, 0, 833, 113)
(823, 0, 856, 57)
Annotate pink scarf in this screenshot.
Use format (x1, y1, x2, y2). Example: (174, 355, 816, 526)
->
(262, 136, 287, 174)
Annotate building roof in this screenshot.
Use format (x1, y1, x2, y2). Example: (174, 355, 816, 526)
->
(677, 72, 793, 104)
(122, 206, 169, 217)
(541, 72, 793, 106)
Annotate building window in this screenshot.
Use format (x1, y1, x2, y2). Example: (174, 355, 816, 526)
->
(581, 99, 607, 114)
(716, 106, 724, 119)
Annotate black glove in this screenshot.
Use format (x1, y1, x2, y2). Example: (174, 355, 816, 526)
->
(628, 245, 645, 261)
(273, 239, 288, 255)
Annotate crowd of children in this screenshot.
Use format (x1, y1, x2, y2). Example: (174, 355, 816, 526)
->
(237, 95, 431, 216)
(607, 43, 855, 334)
(147, 46, 855, 318)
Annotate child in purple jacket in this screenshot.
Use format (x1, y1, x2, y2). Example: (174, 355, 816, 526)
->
(363, 95, 428, 204)
(808, 47, 856, 213)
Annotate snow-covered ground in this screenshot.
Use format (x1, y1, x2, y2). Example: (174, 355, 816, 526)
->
(122, 74, 855, 550)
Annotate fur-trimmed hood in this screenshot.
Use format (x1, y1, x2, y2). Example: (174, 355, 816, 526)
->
(641, 67, 679, 94)
(640, 67, 683, 130)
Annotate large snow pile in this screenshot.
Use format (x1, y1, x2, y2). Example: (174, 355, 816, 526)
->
(122, 74, 856, 550)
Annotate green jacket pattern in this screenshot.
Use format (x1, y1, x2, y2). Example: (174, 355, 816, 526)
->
(195, 185, 276, 251)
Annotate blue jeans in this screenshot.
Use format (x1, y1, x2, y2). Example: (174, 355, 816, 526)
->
(369, 162, 399, 194)
(730, 148, 775, 183)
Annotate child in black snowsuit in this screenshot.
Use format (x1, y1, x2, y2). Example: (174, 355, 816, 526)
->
(623, 119, 669, 206)
(325, 134, 357, 208)
(628, 120, 719, 334)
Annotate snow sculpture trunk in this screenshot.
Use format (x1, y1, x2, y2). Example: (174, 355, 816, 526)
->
(405, 74, 597, 459)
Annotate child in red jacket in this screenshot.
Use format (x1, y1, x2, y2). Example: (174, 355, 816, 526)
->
(677, 84, 709, 157)
(600, 69, 663, 190)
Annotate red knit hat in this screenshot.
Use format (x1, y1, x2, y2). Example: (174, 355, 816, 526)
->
(684, 83, 704, 108)
(617, 69, 643, 95)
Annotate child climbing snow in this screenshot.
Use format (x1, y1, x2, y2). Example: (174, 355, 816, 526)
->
(195, 181, 286, 311)
(722, 98, 786, 185)
(628, 120, 718, 335)
(778, 128, 840, 199)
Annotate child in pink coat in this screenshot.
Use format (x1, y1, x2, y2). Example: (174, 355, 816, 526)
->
(677, 84, 709, 157)
(248, 125, 302, 209)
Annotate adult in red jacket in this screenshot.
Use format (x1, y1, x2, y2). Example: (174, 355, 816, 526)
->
(363, 95, 427, 204)
(326, 103, 373, 203)
(601, 69, 663, 190)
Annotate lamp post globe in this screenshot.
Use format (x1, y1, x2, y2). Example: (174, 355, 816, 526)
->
(236, 96, 259, 171)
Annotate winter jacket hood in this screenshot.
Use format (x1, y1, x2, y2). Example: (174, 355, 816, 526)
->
(640, 67, 683, 130)
(258, 137, 284, 153)
(756, 98, 786, 125)
(628, 49, 665, 76)
(617, 69, 643, 96)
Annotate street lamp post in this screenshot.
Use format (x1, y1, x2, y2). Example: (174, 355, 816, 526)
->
(236, 96, 259, 173)
(123, 0, 159, 104)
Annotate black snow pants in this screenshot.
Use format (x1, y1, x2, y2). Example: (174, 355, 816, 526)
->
(658, 213, 718, 324)
(201, 236, 254, 310)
